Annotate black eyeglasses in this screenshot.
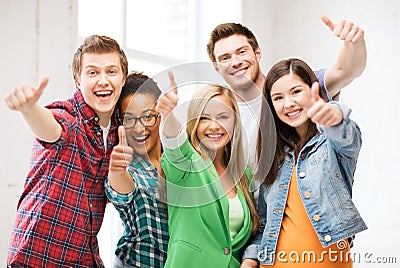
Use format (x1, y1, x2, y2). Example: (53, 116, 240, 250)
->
(119, 113, 160, 128)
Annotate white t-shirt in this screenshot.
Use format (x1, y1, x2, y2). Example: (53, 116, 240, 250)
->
(238, 94, 262, 174)
(100, 121, 111, 151)
(228, 194, 244, 241)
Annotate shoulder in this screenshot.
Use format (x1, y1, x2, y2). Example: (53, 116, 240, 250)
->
(45, 94, 78, 125)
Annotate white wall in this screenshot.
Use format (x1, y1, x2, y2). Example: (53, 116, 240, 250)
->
(1, 0, 399, 267)
(0, 0, 77, 265)
(243, 0, 400, 267)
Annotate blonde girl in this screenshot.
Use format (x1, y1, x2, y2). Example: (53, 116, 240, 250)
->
(157, 73, 259, 268)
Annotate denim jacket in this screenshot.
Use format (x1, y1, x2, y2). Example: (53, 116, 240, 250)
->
(242, 102, 367, 265)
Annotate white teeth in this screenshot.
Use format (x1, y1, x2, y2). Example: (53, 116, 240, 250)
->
(287, 110, 300, 117)
(233, 69, 246, 76)
(95, 91, 112, 96)
(134, 136, 147, 142)
(207, 134, 222, 139)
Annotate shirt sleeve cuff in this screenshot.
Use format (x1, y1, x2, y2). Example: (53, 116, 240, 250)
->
(161, 130, 187, 150)
(242, 244, 260, 261)
(104, 178, 135, 205)
(317, 101, 352, 136)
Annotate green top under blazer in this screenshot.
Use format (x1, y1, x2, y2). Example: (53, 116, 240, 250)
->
(161, 139, 253, 268)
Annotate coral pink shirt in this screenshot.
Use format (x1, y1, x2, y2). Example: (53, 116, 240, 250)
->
(262, 166, 352, 268)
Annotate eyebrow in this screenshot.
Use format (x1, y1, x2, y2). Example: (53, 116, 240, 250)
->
(122, 108, 153, 117)
(83, 64, 120, 69)
(217, 53, 230, 61)
(271, 84, 303, 97)
(217, 45, 249, 60)
(236, 45, 249, 52)
(201, 111, 230, 117)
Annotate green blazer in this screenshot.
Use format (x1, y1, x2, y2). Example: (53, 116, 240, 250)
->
(161, 139, 253, 268)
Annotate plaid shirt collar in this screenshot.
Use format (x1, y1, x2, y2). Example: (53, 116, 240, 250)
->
(132, 154, 157, 171)
(72, 89, 120, 130)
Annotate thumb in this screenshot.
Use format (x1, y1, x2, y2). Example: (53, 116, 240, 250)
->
(168, 70, 178, 95)
(311, 82, 322, 104)
(36, 77, 49, 96)
(118, 126, 128, 146)
(321, 14, 335, 32)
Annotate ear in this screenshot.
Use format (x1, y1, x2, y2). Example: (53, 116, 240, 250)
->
(255, 47, 262, 62)
(75, 79, 81, 89)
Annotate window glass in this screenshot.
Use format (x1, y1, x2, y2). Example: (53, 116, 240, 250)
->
(126, 0, 188, 60)
(78, 0, 124, 42)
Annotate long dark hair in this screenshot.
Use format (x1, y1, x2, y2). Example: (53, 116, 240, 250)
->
(258, 58, 323, 186)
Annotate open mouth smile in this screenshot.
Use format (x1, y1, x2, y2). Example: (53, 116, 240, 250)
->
(94, 90, 113, 98)
(286, 109, 302, 119)
(231, 67, 248, 76)
(133, 135, 150, 144)
(206, 133, 224, 140)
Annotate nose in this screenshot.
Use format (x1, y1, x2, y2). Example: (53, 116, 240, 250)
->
(284, 96, 294, 108)
(208, 119, 221, 130)
(97, 71, 109, 87)
(230, 54, 242, 68)
(132, 119, 145, 132)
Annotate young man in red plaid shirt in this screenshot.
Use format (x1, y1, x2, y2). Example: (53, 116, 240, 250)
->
(5, 35, 128, 268)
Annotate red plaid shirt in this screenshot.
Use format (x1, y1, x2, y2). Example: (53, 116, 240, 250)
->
(8, 90, 119, 268)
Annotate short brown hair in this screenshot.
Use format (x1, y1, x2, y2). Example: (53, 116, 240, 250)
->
(72, 35, 128, 81)
(206, 23, 259, 62)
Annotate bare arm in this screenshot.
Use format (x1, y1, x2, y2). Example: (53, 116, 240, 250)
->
(4, 77, 62, 142)
(107, 126, 135, 194)
(240, 259, 259, 268)
(322, 15, 367, 99)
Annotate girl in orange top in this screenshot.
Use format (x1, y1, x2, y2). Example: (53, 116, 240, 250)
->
(241, 58, 367, 267)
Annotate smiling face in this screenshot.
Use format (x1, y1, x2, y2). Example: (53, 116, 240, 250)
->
(270, 73, 313, 136)
(120, 93, 161, 158)
(196, 94, 235, 154)
(75, 52, 125, 126)
(213, 34, 263, 96)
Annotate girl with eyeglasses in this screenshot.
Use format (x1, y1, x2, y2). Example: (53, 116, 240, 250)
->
(105, 71, 169, 268)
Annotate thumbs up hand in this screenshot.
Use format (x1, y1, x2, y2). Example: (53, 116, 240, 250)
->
(5, 77, 49, 113)
(307, 82, 343, 127)
(321, 14, 364, 43)
(156, 71, 182, 138)
(156, 71, 179, 122)
(109, 126, 134, 173)
(107, 126, 135, 194)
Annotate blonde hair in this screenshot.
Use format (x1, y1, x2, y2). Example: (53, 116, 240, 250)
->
(186, 84, 259, 234)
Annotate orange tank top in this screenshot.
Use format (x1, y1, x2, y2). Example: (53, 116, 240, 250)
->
(261, 166, 352, 268)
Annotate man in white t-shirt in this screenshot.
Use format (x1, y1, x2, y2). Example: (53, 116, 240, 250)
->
(206, 14, 366, 180)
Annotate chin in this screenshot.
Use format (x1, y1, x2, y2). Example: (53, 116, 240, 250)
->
(137, 152, 149, 158)
(234, 80, 254, 92)
(133, 146, 147, 156)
